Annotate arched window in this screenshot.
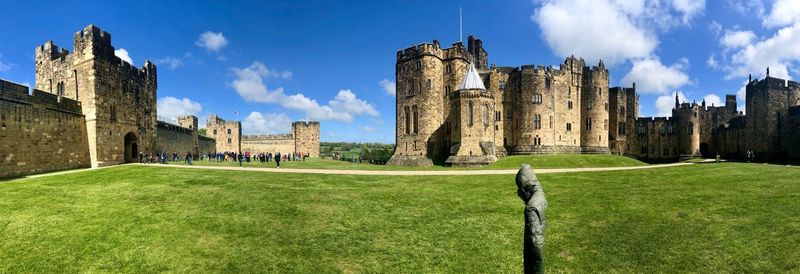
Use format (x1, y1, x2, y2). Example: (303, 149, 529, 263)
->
(412, 105, 419, 134)
(407, 80, 414, 95)
(468, 102, 474, 127)
(483, 103, 490, 127)
(687, 122, 694, 135)
(404, 106, 410, 134)
(74, 70, 79, 100)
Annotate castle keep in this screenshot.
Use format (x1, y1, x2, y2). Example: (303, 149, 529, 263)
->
(1, 25, 320, 178)
(388, 35, 800, 166)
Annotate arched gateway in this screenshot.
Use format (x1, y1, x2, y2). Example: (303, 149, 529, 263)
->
(124, 132, 138, 163)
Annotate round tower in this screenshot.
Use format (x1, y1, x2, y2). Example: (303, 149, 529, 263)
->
(445, 64, 497, 166)
(580, 61, 610, 153)
(387, 42, 445, 166)
(674, 103, 701, 157)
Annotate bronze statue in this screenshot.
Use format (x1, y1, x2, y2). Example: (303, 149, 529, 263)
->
(516, 164, 548, 274)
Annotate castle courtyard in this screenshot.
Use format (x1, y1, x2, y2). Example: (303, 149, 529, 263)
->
(1, 162, 798, 272)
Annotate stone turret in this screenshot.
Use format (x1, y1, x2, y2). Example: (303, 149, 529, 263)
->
(580, 61, 610, 153)
(445, 64, 497, 166)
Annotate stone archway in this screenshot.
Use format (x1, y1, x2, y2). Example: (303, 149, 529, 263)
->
(124, 132, 138, 163)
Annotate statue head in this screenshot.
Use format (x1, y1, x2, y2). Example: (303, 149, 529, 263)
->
(516, 164, 539, 203)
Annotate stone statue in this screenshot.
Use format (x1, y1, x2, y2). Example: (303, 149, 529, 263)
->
(516, 164, 548, 274)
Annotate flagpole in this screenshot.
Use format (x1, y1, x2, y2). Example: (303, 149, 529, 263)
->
(459, 6, 463, 43)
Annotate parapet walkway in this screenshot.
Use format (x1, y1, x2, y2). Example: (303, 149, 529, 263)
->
(143, 162, 693, 176)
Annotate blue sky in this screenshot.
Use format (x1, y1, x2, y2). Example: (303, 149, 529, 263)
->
(1, 0, 799, 143)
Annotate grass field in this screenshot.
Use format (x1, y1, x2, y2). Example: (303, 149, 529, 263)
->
(181, 154, 647, 170)
(1, 163, 798, 272)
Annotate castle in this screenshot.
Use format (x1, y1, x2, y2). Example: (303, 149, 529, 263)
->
(0, 25, 319, 178)
(387, 35, 800, 166)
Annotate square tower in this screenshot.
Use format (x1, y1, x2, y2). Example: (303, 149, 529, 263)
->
(35, 25, 158, 167)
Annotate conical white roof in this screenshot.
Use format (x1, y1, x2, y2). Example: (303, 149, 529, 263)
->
(458, 64, 486, 90)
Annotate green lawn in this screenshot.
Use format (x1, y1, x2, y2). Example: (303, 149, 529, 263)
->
(181, 154, 647, 170)
(1, 163, 798, 272)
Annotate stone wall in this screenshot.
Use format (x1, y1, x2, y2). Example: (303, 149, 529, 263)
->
(0, 79, 90, 178)
(242, 134, 295, 155)
(293, 121, 320, 157)
(206, 114, 241, 153)
(35, 25, 158, 167)
(155, 120, 217, 157)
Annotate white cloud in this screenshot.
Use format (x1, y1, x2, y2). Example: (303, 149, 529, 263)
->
(709, 20, 723, 37)
(379, 79, 396, 96)
(230, 61, 378, 123)
(655, 91, 687, 116)
(672, 0, 706, 24)
(533, 0, 657, 65)
(722, 22, 800, 79)
(707, 53, 720, 69)
(157, 96, 203, 122)
(155, 53, 192, 70)
(622, 57, 691, 94)
(703, 94, 723, 107)
(763, 0, 800, 28)
(532, 0, 705, 66)
(114, 48, 133, 65)
(242, 112, 292, 135)
(359, 126, 377, 133)
(720, 30, 756, 48)
(195, 31, 229, 52)
(727, 0, 765, 18)
(0, 53, 12, 72)
(329, 89, 380, 117)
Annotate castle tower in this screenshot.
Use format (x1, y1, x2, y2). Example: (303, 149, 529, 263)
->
(387, 42, 447, 166)
(580, 61, 610, 153)
(444, 64, 497, 166)
(292, 121, 320, 157)
(673, 103, 701, 157)
(206, 114, 241, 153)
(178, 115, 200, 156)
(467, 35, 488, 69)
(35, 25, 158, 167)
(608, 84, 638, 155)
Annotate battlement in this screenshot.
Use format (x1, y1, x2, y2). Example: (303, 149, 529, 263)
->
(207, 113, 241, 127)
(750, 76, 797, 90)
(292, 121, 320, 127)
(397, 42, 444, 62)
(156, 120, 194, 135)
(242, 134, 294, 140)
(0, 78, 82, 114)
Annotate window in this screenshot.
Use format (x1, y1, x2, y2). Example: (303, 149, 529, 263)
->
(566, 123, 572, 131)
(445, 85, 451, 96)
(213, 129, 217, 135)
(534, 114, 542, 129)
(687, 122, 694, 135)
(568, 101, 573, 109)
(110, 105, 117, 122)
(620, 106, 626, 117)
(549, 115, 553, 129)
(73, 70, 79, 100)
(57, 82, 65, 97)
(604, 103, 608, 111)
(587, 99, 593, 110)
(426, 79, 431, 92)
(532, 93, 543, 104)
(604, 119, 608, 130)
(416, 61, 422, 71)
(499, 81, 506, 90)
(468, 102, 474, 127)
(638, 124, 646, 134)
(446, 64, 452, 73)
(495, 111, 501, 121)
(533, 136, 542, 146)
(483, 103, 490, 127)
(227, 129, 232, 135)
(407, 80, 414, 95)
(618, 122, 626, 135)
(506, 110, 512, 119)
(413, 105, 419, 134)
(585, 118, 592, 130)
(227, 138, 232, 144)
(545, 78, 551, 90)
(404, 106, 410, 135)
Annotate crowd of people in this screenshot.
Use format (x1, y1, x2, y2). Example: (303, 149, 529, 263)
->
(138, 151, 311, 167)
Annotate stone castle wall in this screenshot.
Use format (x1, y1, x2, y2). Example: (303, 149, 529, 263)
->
(0, 79, 91, 178)
(206, 114, 241, 153)
(35, 25, 158, 167)
(293, 121, 320, 157)
(155, 120, 216, 157)
(242, 134, 295, 155)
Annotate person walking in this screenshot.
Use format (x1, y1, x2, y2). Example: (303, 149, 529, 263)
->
(275, 152, 281, 168)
